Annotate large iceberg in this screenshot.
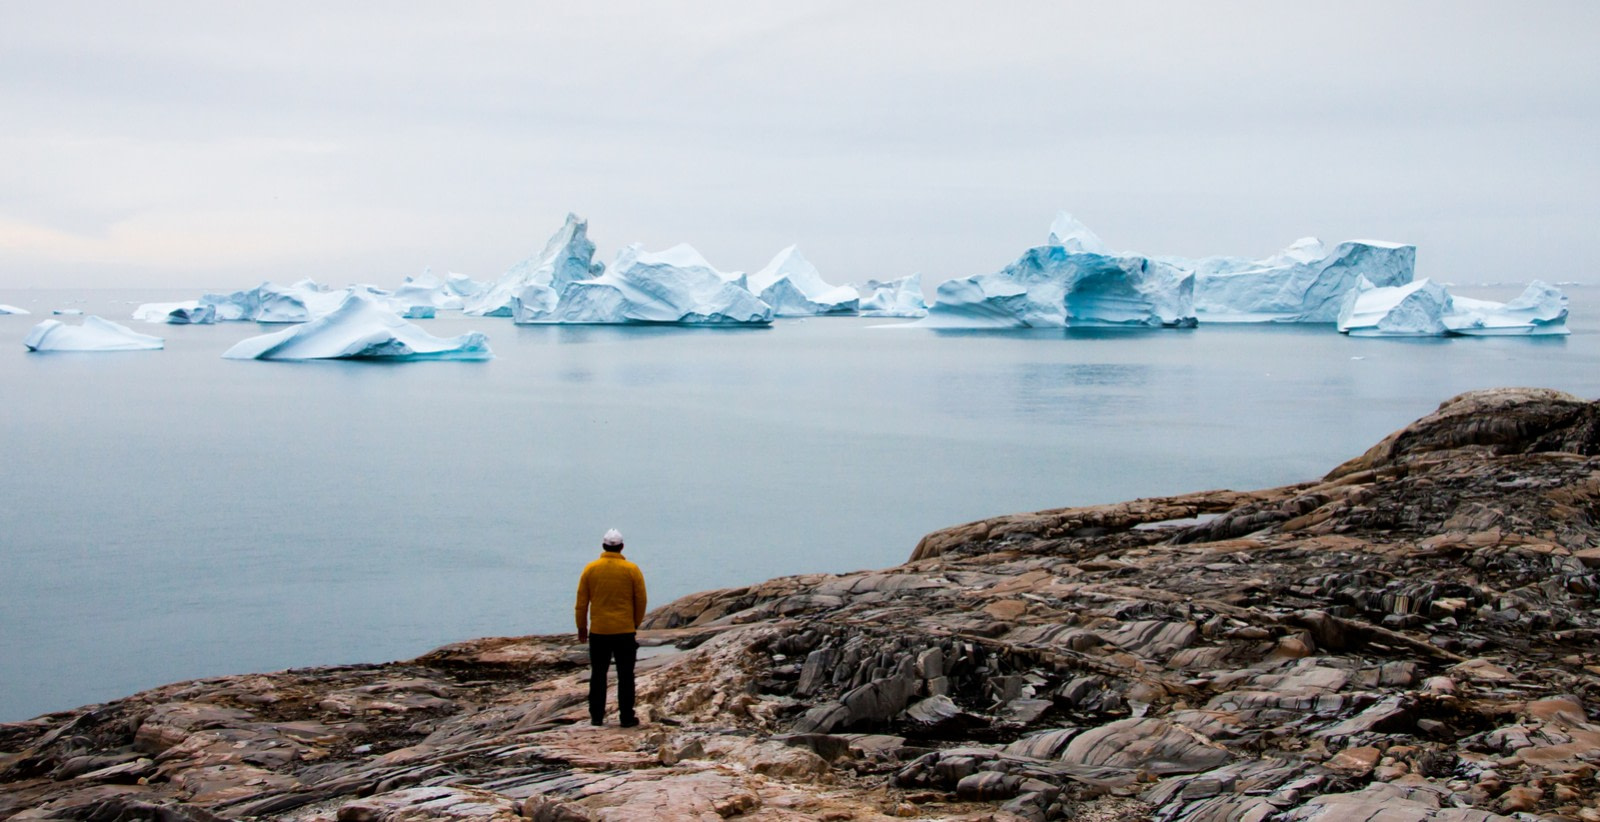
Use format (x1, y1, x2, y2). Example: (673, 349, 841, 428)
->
(132, 301, 217, 324)
(747, 246, 859, 316)
(855, 275, 928, 318)
(468, 213, 602, 317)
(0, 304, 28, 315)
(1338, 277, 1569, 337)
(1186, 237, 1416, 323)
(24, 316, 164, 352)
(222, 292, 492, 361)
(919, 215, 1194, 328)
(515, 242, 772, 325)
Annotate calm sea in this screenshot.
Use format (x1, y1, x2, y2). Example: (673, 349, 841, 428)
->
(2, 287, 1595, 722)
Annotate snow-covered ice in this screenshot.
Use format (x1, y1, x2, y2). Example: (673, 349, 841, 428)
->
(200, 281, 351, 323)
(1448, 282, 1569, 335)
(855, 275, 928, 318)
(516, 242, 772, 325)
(24, 316, 164, 352)
(132, 301, 218, 324)
(1186, 237, 1416, 323)
(469, 213, 602, 317)
(0, 304, 29, 315)
(222, 292, 492, 361)
(918, 215, 1194, 328)
(747, 246, 859, 316)
(1337, 277, 1569, 337)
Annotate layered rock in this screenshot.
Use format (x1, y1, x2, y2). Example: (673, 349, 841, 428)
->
(5, 388, 1600, 820)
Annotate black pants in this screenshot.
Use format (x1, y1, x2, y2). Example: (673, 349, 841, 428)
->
(588, 632, 637, 724)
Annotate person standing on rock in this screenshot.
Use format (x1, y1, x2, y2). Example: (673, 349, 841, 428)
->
(575, 528, 648, 727)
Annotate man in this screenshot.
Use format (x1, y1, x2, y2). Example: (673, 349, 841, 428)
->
(574, 528, 648, 727)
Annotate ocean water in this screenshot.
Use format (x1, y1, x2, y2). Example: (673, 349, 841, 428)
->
(2, 287, 1596, 722)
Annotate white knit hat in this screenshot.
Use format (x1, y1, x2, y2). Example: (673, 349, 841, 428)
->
(602, 528, 624, 548)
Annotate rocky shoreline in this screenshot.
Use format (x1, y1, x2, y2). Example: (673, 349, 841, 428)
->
(5, 387, 1600, 821)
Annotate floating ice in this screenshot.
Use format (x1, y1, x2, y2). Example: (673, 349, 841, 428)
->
(1337, 277, 1569, 337)
(390, 271, 465, 313)
(919, 218, 1194, 328)
(469, 214, 602, 317)
(200, 281, 351, 323)
(1047, 212, 1111, 255)
(222, 292, 492, 361)
(856, 275, 928, 318)
(1448, 282, 1570, 336)
(52, 308, 84, 316)
(747, 246, 859, 316)
(24, 316, 164, 352)
(1186, 237, 1416, 323)
(132, 301, 217, 324)
(517, 242, 772, 325)
(1336, 277, 1452, 336)
(0, 304, 29, 315)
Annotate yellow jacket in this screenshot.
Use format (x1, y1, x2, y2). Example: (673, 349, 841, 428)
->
(575, 551, 648, 635)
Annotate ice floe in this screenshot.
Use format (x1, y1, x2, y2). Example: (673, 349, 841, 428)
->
(222, 293, 491, 361)
(1338, 277, 1569, 337)
(24, 316, 164, 352)
(132, 301, 218, 324)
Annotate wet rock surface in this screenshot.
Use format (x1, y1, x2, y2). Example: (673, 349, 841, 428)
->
(5, 387, 1600, 820)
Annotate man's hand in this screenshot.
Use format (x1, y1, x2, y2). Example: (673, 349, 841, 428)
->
(577, 630, 588, 643)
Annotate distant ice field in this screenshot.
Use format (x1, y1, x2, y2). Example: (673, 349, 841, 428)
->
(2, 287, 1596, 721)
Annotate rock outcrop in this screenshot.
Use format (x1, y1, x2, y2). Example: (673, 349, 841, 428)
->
(5, 388, 1600, 820)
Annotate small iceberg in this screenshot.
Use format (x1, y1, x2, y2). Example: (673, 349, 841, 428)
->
(747, 246, 859, 316)
(222, 293, 492, 361)
(0, 304, 29, 315)
(132, 301, 218, 324)
(856, 274, 928, 318)
(200, 280, 351, 323)
(24, 317, 164, 352)
(52, 308, 84, 316)
(1337, 277, 1569, 337)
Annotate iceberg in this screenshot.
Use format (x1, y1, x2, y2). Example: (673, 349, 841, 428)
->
(747, 246, 859, 316)
(222, 292, 492, 361)
(919, 216, 1194, 328)
(132, 301, 218, 324)
(516, 242, 772, 325)
(52, 308, 84, 316)
(200, 281, 350, 323)
(1336, 277, 1453, 336)
(390, 270, 465, 313)
(0, 304, 29, 315)
(468, 213, 602, 317)
(1047, 212, 1111, 255)
(1448, 281, 1569, 336)
(1186, 237, 1416, 323)
(24, 316, 164, 352)
(1337, 277, 1569, 337)
(855, 275, 928, 318)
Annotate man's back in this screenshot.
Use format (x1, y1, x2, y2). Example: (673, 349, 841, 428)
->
(576, 552, 647, 635)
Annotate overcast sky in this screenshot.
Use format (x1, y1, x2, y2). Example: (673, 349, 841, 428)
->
(2, 1, 1596, 291)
